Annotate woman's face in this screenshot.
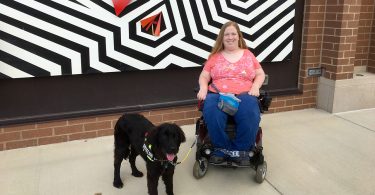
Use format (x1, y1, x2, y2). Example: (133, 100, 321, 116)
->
(222, 25, 239, 50)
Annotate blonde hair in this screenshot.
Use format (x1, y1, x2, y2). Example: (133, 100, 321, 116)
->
(208, 21, 248, 59)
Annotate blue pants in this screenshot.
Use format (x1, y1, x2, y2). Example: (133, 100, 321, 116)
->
(203, 93, 261, 152)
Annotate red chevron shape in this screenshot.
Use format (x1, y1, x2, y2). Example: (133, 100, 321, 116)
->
(112, 0, 130, 16)
(141, 14, 158, 29)
(154, 14, 162, 36)
(140, 12, 163, 36)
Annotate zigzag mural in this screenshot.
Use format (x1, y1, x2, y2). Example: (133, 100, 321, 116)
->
(0, 0, 296, 79)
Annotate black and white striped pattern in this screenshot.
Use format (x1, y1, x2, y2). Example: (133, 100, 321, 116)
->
(0, 0, 296, 78)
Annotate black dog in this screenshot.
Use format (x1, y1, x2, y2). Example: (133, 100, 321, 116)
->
(113, 113, 186, 195)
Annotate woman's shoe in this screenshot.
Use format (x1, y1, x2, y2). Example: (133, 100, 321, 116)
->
(232, 157, 250, 166)
(209, 151, 226, 164)
(209, 155, 225, 164)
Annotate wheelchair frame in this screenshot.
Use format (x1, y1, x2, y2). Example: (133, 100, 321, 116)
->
(192, 90, 272, 183)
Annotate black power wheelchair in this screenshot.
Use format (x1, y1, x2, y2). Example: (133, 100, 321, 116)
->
(193, 90, 272, 183)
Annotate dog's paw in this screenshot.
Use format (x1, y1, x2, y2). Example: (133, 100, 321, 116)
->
(113, 180, 124, 188)
(131, 171, 144, 177)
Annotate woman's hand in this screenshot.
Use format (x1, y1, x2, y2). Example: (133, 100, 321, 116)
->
(249, 68, 265, 97)
(197, 70, 211, 100)
(248, 85, 260, 97)
(197, 89, 208, 100)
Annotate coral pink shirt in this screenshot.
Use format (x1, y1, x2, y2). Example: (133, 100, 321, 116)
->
(203, 49, 262, 94)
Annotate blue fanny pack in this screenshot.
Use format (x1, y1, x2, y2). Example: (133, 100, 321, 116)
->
(211, 83, 241, 116)
(218, 93, 241, 116)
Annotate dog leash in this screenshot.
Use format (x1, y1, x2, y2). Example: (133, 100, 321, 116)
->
(175, 135, 197, 165)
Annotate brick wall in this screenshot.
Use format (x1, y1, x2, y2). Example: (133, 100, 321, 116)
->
(355, 0, 375, 68)
(265, 0, 328, 113)
(321, 0, 361, 80)
(0, 105, 201, 151)
(1, 0, 374, 151)
(369, 1, 375, 73)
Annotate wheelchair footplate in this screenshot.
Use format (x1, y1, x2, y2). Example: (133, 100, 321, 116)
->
(209, 158, 256, 169)
(208, 148, 264, 169)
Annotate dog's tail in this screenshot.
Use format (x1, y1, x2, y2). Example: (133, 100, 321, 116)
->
(113, 117, 129, 147)
(114, 119, 121, 146)
(113, 117, 131, 160)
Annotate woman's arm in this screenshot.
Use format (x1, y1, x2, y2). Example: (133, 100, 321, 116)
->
(197, 70, 211, 100)
(248, 68, 265, 97)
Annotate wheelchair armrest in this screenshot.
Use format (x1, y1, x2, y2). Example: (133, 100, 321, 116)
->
(195, 85, 272, 113)
(197, 92, 272, 113)
(197, 100, 204, 111)
(258, 90, 272, 113)
(194, 86, 200, 93)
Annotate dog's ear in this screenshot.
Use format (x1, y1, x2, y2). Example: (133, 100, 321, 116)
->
(147, 127, 159, 146)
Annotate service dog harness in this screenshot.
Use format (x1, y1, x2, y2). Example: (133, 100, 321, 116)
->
(142, 132, 178, 171)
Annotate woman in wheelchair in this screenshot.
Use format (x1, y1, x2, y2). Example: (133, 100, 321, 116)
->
(197, 21, 265, 167)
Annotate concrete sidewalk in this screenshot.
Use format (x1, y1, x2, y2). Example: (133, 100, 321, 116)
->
(0, 108, 374, 195)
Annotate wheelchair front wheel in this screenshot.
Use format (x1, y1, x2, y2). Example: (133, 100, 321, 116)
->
(193, 158, 208, 179)
(255, 161, 267, 183)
